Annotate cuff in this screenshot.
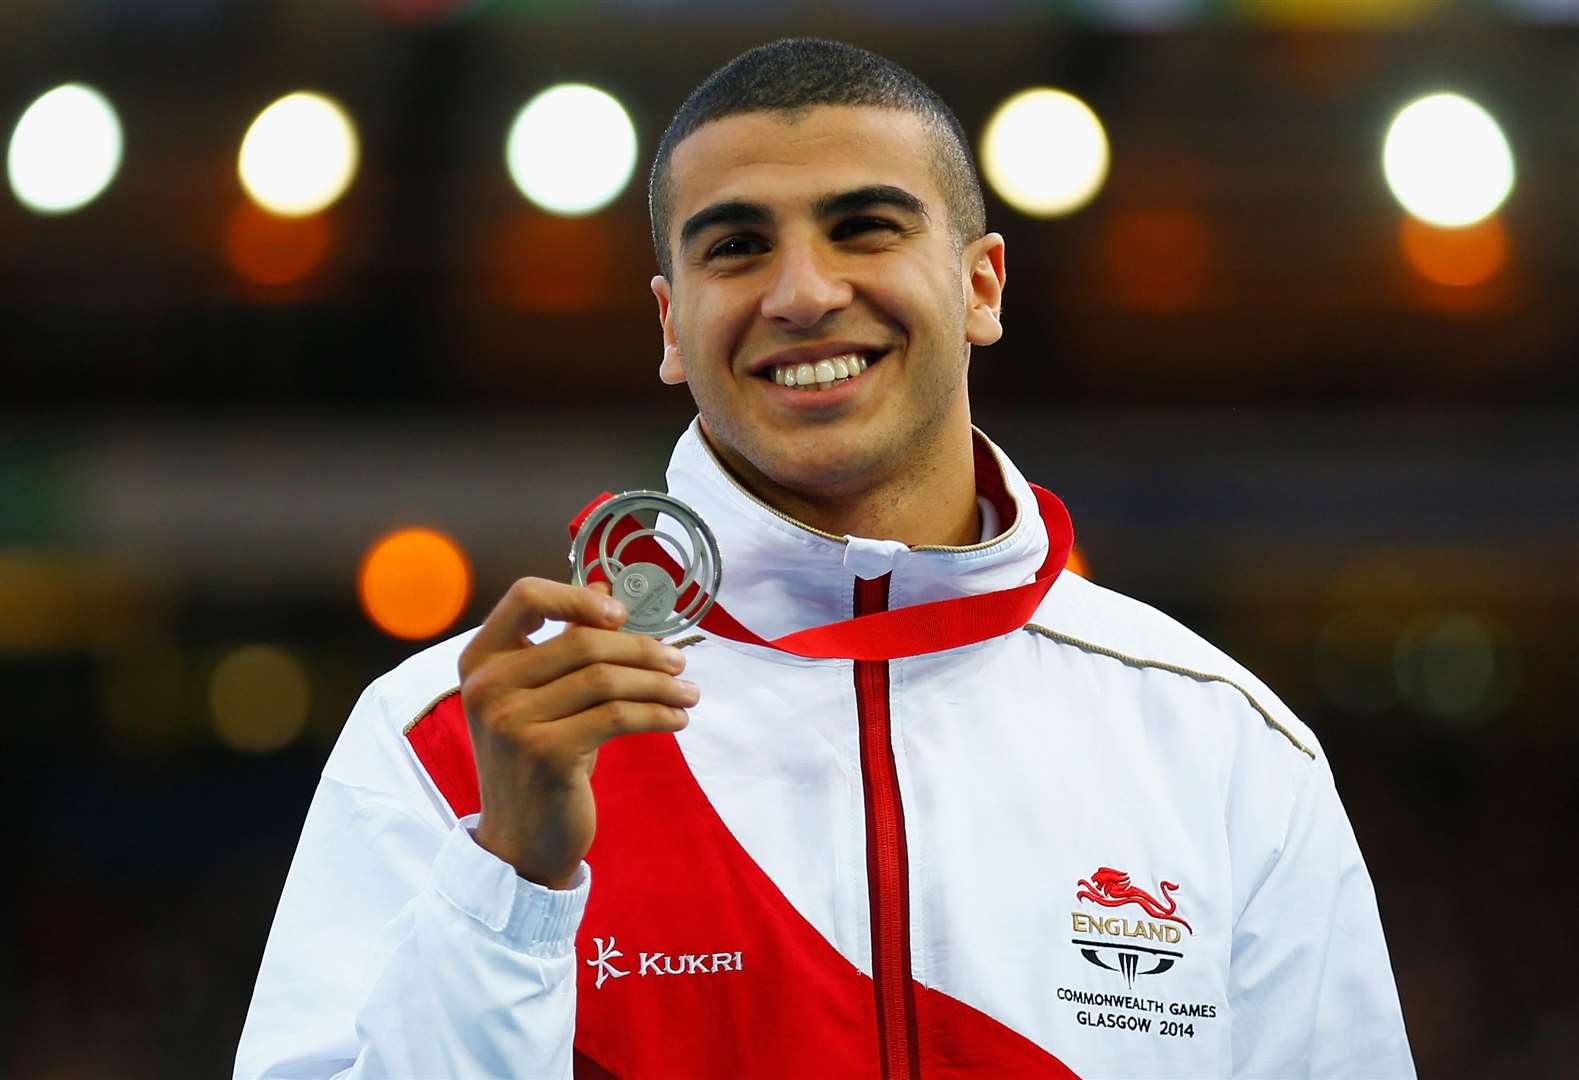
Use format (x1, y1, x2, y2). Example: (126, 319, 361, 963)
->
(430, 813, 591, 958)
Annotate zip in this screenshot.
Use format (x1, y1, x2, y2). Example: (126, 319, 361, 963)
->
(854, 574, 920, 1080)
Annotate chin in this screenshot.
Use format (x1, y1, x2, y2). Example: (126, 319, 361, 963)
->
(758, 443, 879, 498)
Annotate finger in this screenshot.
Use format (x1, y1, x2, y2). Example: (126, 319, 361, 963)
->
(529, 662, 700, 722)
(478, 623, 684, 691)
(461, 577, 627, 673)
(557, 699, 692, 751)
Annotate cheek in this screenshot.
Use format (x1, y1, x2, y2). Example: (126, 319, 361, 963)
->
(863, 260, 954, 321)
(678, 288, 750, 357)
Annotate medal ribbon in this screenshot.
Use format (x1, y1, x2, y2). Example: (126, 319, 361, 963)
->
(568, 485, 1073, 661)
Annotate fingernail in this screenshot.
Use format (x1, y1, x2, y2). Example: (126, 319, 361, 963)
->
(605, 599, 625, 622)
(676, 678, 700, 701)
(660, 646, 685, 670)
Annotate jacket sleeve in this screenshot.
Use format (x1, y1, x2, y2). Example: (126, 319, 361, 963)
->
(233, 681, 589, 1079)
(1228, 750, 1415, 1079)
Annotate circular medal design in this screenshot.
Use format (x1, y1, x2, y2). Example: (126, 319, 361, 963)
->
(569, 490, 721, 637)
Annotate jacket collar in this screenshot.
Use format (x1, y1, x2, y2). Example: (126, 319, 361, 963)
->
(663, 418, 1051, 641)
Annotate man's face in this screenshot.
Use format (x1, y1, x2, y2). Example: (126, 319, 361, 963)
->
(652, 105, 1005, 504)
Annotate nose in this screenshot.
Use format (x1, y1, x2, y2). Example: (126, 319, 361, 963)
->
(759, 238, 853, 328)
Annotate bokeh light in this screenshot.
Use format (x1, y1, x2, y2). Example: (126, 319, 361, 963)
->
(224, 201, 331, 286)
(505, 84, 637, 216)
(208, 644, 312, 753)
(7, 83, 123, 215)
(980, 88, 1109, 218)
(1394, 613, 1520, 725)
(1099, 206, 1212, 310)
(1383, 92, 1514, 227)
(238, 91, 360, 217)
(1399, 214, 1507, 287)
(358, 527, 473, 640)
(485, 210, 617, 311)
(1065, 544, 1091, 579)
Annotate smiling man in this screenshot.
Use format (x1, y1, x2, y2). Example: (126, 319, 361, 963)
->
(651, 103, 1000, 549)
(236, 40, 1415, 1079)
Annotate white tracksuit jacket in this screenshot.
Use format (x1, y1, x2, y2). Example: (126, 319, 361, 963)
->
(236, 421, 1415, 1079)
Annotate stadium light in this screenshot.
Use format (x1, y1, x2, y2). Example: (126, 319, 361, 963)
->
(1383, 92, 1514, 227)
(358, 526, 473, 640)
(505, 83, 638, 216)
(209, 644, 312, 753)
(7, 83, 123, 215)
(225, 202, 332, 287)
(239, 91, 360, 217)
(980, 88, 1109, 218)
(1399, 214, 1506, 288)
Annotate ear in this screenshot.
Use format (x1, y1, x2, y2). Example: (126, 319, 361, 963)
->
(651, 275, 687, 385)
(962, 232, 1007, 347)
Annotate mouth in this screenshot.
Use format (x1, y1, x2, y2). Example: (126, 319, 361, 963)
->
(753, 350, 885, 392)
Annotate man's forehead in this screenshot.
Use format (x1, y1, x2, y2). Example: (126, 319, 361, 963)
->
(667, 105, 940, 217)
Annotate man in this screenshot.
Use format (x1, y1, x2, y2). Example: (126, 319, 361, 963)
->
(236, 39, 1415, 1079)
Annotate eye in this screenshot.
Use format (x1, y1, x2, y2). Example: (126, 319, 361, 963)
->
(707, 235, 767, 260)
(833, 216, 898, 241)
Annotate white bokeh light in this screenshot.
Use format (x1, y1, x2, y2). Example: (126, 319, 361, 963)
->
(7, 83, 123, 215)
(980, 88, 1109, 218)
(238, 92, 360, 217)
(505, 84, 637, 216)
(1383, 92, 1515, 228)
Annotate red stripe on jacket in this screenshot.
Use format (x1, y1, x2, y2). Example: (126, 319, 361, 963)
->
(408, 688, 1079, 1078)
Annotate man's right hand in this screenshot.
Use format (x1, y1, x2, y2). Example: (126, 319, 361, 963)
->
(458, 577, 699, 889)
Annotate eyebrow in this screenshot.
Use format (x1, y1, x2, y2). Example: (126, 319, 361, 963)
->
(678, 184, 931, 252)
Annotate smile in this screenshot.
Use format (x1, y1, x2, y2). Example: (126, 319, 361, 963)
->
(763, 352, 878, 391)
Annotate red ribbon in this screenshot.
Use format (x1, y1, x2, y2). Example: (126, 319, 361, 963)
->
(569, 485, 1073, 661)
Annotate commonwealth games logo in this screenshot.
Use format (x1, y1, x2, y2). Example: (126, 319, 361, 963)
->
(1069, 866, 1193, 988)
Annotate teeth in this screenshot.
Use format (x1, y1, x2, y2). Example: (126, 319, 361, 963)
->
(768, 353, 874, 391)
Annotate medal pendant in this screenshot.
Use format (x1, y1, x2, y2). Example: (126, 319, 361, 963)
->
(569, 490, 722, 637)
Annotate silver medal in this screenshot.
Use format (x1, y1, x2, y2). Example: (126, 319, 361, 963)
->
(569, 490, 722, 637)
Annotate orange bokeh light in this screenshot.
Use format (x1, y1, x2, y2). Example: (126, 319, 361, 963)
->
(358, 527, 473, 640)
(1399, 214, 1506, 287)
(225, 201, 330, 286)
(1066, 544, 1091, 579)
(486, 211, 616, 312)
(1100, 207, 1212, 311)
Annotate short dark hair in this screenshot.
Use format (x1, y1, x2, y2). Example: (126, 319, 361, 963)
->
(649, 38, 987, 279)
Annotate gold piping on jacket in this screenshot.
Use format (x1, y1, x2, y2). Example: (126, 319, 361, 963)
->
(403, 686, 460, 736)
(1021, 622, 1316, 760)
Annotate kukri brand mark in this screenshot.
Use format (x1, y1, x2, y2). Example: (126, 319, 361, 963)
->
(587, 936, 629, 989)
(585, 935, 744, 990)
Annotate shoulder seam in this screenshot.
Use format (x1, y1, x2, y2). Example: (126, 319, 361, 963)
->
(1022, 622, 1316, 760)
(402, 685, 461, 736)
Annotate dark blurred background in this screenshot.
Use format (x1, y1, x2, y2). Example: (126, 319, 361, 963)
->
(3, 1, 1576, 1077)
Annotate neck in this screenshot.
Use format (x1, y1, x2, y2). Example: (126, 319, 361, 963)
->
(701, 422, 981, 548)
